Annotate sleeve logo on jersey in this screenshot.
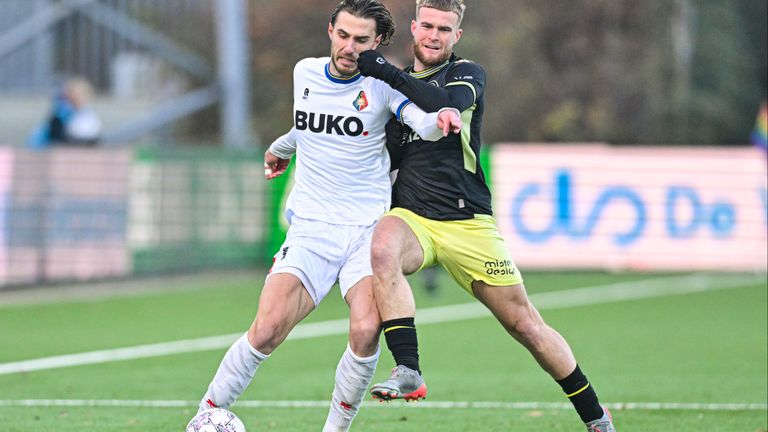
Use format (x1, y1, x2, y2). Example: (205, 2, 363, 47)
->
(353, 90, 369, 111)
(295, 110, 367, 136)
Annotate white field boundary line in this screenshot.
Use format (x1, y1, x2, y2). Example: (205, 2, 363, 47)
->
(0, 399, 765, 412)
(0, 273, 763, 376)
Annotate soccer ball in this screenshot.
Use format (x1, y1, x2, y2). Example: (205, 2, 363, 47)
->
(185, 408, 246, 432)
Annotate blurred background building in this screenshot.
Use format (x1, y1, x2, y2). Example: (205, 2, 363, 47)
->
(0, 0, 766, 287)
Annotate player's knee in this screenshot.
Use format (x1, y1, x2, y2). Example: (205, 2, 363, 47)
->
(371, 240, 400, 274)
(348, 318, 381, 355)
(507, 316, 547, 352)
(249, 317, 289, 353)
(350, 315, 381, 340)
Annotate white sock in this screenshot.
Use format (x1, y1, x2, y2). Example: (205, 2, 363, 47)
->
(323, 344, 380, 432)
(198, 333, 269, 413)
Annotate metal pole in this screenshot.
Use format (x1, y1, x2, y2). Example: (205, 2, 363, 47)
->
(31, 0, 54, 89)
(0, 0, 97, 60)
(215, 0, 256, 149)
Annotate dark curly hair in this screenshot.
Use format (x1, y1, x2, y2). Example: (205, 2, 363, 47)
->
(330, 0, 396, 46)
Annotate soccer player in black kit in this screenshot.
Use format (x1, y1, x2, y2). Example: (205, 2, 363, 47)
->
(358, 1, 617, 431)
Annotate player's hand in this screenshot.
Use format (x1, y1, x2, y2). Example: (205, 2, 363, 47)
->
(264, 150, 291, 180)
(357, 50, 401, 85)
(437, 108, 462, 136)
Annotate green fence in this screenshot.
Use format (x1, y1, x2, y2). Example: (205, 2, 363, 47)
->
(130, 147, 270, 274)
(0, 145, 491, 286)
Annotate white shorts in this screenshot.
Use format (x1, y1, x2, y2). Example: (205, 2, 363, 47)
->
(266, 216, 375, 306)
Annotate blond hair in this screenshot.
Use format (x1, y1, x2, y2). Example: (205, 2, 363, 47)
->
(416, 0, 466, 26)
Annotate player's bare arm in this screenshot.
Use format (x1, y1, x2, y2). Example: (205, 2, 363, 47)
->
(264, 127, 297, 180)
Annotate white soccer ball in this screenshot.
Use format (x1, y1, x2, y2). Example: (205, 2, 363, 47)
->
(185, 408, 246, 432)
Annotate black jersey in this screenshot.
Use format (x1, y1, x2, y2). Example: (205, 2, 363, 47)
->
(389, 54, 493, 220)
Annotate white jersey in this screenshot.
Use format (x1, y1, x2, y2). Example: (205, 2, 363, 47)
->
(285, 57, 441, 226)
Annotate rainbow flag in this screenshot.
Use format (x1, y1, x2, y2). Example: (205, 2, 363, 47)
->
(752, 101, 767, 150)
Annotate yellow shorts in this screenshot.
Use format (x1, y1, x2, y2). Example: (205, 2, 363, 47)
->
(385, 207, 523, 296)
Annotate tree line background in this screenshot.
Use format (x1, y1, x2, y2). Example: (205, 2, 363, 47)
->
(238, 0, 766, 147)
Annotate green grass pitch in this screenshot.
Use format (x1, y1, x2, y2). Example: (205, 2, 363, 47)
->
(0, 270, 765, 431)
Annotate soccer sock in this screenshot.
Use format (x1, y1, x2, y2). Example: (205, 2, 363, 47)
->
(382, 317, 420, 374)
(323, 344, 380, 432)
(556, 364, 605, 423)
(198, 333, 269, 413)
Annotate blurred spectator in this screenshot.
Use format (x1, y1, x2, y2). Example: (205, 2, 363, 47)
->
(752, 101, 767, 151)
(421, 266, 440, 297)
(27, 78, 102, 149)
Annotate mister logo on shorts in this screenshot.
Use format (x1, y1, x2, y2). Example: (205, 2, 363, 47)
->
(484, 259, 516, 276)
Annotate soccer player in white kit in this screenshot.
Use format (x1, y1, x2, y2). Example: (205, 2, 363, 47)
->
(195, 1, 461, 431)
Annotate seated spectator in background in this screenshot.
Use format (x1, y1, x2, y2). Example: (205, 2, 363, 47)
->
(28, 77, 102, 149)
(752, 101, 766, 151)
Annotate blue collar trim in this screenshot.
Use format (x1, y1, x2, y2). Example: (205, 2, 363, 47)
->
(325, 63, 362, 84)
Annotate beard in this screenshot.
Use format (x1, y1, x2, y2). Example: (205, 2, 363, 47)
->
(412, 40, 451, 68)
(331, 52, 358, 77)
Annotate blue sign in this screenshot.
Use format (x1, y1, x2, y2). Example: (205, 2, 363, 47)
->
(510, 169, 743, 246)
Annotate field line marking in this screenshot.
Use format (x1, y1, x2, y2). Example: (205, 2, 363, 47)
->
(0, 273, 763, 376)
(0, 399, 765, 412)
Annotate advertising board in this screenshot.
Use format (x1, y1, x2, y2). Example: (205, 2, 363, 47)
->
(492, 145, 767, 271)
